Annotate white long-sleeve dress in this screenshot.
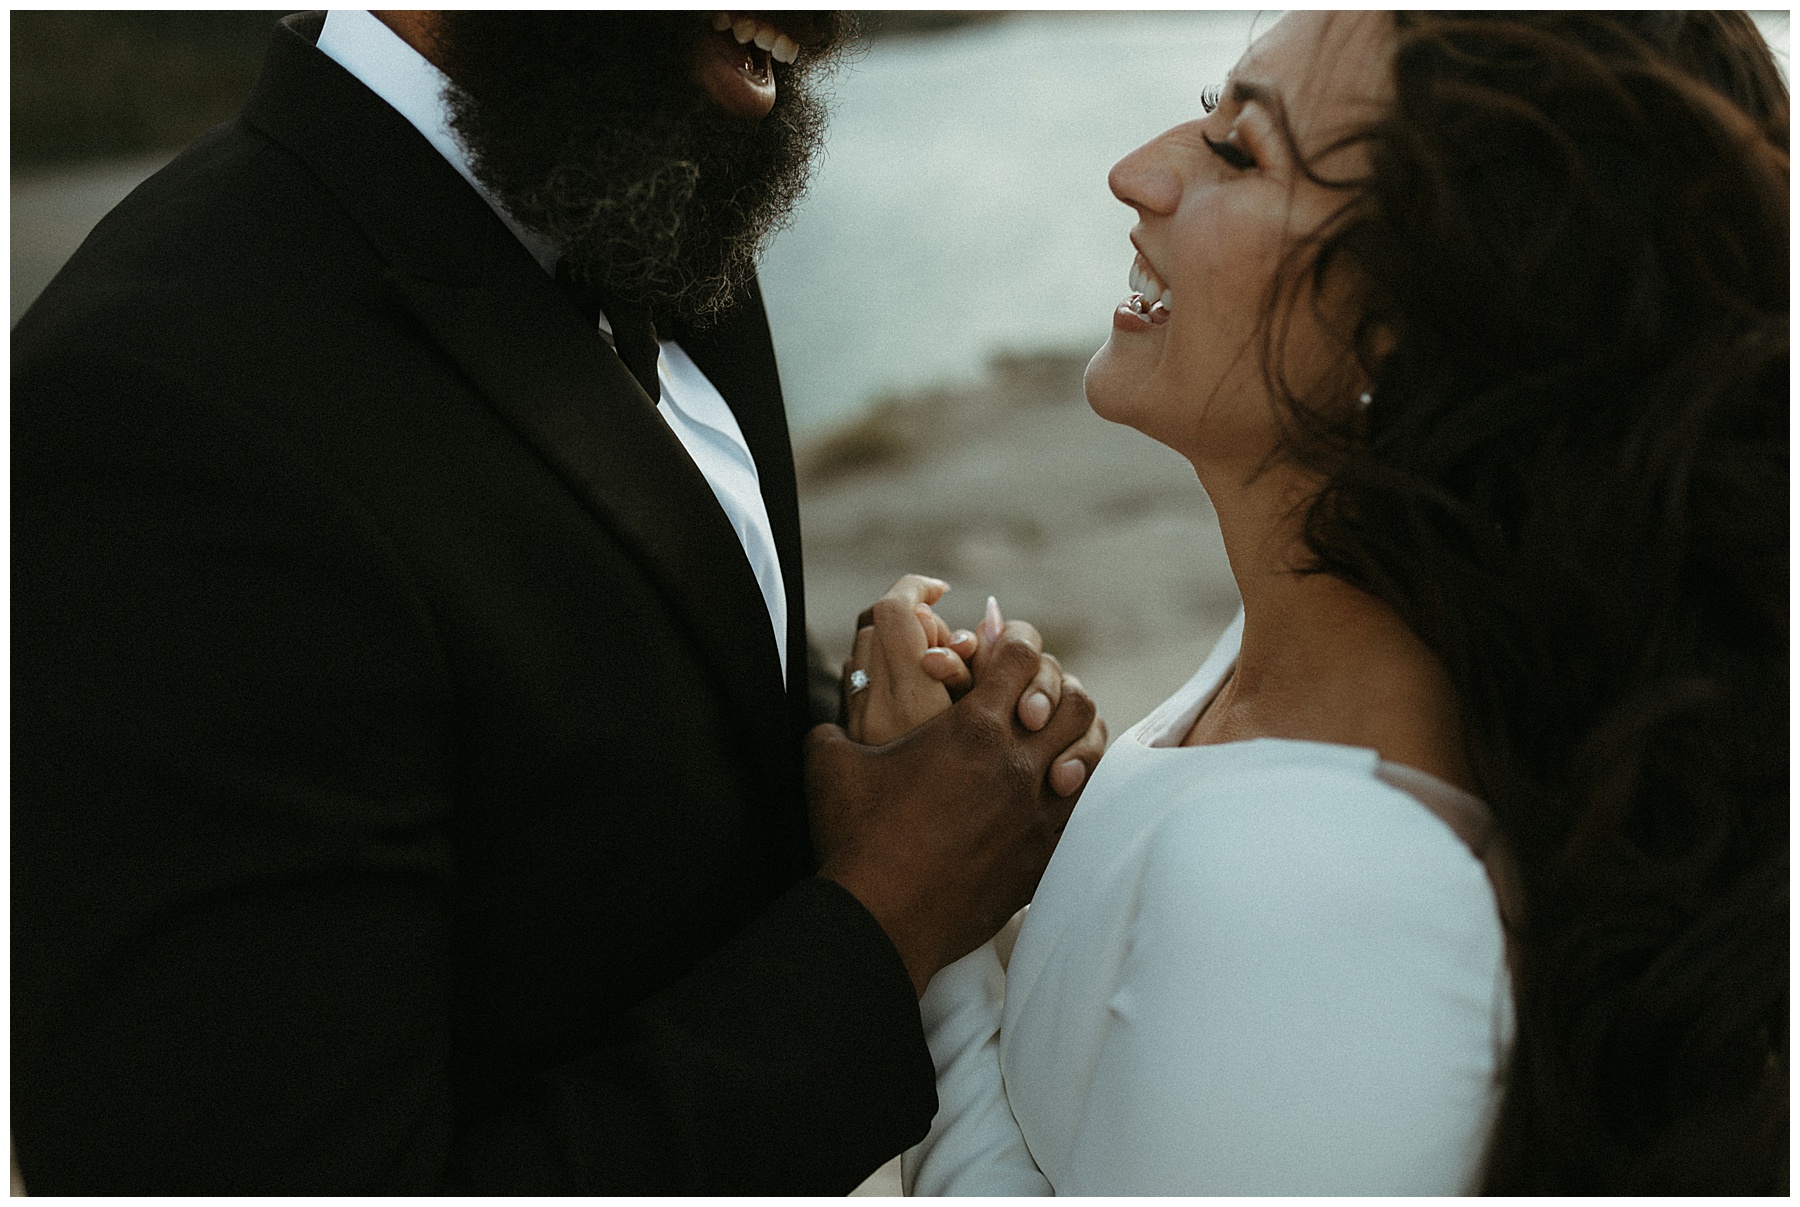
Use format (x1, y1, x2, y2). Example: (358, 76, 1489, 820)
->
(903, 613, 1514, 1195)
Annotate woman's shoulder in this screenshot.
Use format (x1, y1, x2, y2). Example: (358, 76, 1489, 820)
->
(1135, 742, 1500, 934)
(1043, 748, 1512, 1200)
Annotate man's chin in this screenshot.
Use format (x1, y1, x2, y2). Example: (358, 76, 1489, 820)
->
(441, 11, 847, 324)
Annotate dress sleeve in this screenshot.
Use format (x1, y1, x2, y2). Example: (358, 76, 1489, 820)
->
(901, 942, 1053, 1196)
(1055, 769, 1508, 1195)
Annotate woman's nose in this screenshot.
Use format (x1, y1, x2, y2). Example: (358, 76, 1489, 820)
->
(1108, 136, 1181, 217)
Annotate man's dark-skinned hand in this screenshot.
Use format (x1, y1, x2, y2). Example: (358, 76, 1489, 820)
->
(807, 621, 1097, 997)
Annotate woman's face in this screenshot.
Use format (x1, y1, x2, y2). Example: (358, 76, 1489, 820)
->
(1084, 11, 1394, 476)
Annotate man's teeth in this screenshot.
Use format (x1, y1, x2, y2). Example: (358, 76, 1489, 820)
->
(1128, 257, 1170, 310)
(713, 12, 800, 64)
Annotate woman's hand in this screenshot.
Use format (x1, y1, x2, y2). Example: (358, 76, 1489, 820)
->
(843, 575, 961, 746)
(844, 577, 1109, 796)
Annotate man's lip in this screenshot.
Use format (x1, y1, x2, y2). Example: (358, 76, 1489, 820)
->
(744, 11, 828, 51)
(695, 14, 780, 120)
(712, 11, 811, 63)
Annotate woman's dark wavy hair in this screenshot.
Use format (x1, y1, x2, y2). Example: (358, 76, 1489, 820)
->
(1262, 11, 1787, 1195)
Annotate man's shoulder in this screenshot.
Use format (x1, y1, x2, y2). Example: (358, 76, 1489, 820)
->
(14, 119, 396, 393)
(36, 126, 355, 304)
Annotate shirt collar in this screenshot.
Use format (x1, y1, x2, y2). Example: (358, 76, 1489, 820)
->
(315, 9, 561, 277)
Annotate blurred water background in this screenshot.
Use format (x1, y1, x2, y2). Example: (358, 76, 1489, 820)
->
(761, 9, 1266, 431)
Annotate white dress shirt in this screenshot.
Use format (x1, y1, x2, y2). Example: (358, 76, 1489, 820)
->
(904, 611, 1514, 1195)
(317, 10, 790, 681)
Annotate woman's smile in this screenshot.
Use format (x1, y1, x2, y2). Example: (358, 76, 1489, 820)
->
(1114, 250, 1173, 332)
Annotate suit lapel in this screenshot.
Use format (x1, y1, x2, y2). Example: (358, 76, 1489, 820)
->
(243, 14, 798, 793)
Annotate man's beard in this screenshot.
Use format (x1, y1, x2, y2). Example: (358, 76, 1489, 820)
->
(436, 12, 853, 327)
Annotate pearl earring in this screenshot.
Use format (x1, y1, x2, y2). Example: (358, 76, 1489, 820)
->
(1357, 391, 1374, 410)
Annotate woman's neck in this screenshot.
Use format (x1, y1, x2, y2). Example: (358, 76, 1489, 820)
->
(1187, 467, 1476, 795)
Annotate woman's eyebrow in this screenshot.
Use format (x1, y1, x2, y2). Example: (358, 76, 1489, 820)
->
(1229, 77, 1282, 114)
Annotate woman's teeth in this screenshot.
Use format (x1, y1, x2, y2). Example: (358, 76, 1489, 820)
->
(1128, 255, 1170, 310)
(1125, 255, 1172, 323)
(712, 11, 800, 64)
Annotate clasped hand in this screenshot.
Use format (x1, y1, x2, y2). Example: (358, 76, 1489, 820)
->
(807, 575, 1108, 996)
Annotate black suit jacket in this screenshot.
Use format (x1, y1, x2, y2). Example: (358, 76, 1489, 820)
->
(13, 14, 934, 1195)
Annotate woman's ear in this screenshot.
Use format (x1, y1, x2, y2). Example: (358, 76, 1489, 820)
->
(1368, 321, 1397, 366)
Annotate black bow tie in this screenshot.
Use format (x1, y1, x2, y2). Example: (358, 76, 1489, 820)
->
(555, 261, 661, 404)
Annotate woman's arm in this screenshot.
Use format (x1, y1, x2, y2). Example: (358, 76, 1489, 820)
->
(1056, 770, 1509, 1195)
(902, 942, 1053, 1196)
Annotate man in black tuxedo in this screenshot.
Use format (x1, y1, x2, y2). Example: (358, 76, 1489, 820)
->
(12, 11, 1101, 1195)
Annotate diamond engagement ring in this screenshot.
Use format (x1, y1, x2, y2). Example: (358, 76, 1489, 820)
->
(848, 669, 871, 694)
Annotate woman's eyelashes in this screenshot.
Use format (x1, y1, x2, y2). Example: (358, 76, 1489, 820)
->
(1202, 131, 1256, 171)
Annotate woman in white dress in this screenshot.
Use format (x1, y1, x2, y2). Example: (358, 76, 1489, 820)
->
(839, 10, 1787, 1195)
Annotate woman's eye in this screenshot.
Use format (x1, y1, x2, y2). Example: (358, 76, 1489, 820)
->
(1202, 131, 1256, 171)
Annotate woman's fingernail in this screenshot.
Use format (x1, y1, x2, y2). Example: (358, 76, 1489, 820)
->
(1051, 758, 1088, 796)
(950, 629, 977, 651)
(982, 595, 1004, 643)
(1019, 690, 1053, 731)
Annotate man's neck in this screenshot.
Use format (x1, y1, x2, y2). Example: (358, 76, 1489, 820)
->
(371, 11, 447, 77)
(317, 9, 560, 276)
